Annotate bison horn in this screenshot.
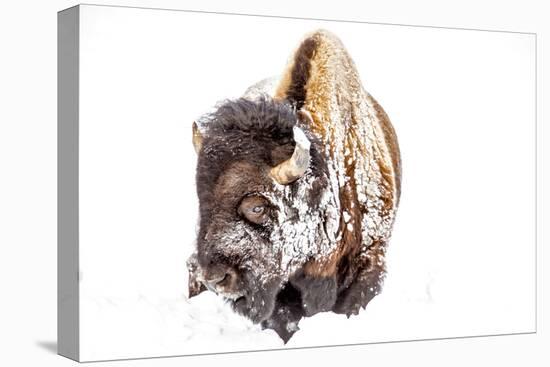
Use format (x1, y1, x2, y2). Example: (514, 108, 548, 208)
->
(192, 122, 203, 153)
(270, 126, 311, 185)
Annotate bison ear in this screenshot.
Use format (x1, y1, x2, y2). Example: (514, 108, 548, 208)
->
(192, 122, 203, 154)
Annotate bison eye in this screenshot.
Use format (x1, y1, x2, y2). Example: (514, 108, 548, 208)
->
(252, 206, 264, 214)
(238, 195, 270, 225)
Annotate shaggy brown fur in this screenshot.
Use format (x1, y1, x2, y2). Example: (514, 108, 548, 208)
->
(276, 31, 400, 310)
(188, 29, 401, 341)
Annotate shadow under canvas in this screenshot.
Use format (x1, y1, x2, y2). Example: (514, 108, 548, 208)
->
(36, 340, 57, 354)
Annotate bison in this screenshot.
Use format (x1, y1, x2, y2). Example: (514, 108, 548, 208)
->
(187, 29, 401, 342)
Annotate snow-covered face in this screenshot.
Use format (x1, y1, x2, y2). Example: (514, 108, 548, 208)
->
(194, 162, 283, 323)
(193, 159, 323, 323)
(193, 148, 337, 324)
(190, 98, 338, 325)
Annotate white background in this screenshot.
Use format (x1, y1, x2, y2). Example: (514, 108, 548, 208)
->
(0, 0, 548, 366)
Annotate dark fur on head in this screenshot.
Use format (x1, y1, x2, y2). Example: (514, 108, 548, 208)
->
(193, 97, 331, 335)
(203, 98, 297, 139)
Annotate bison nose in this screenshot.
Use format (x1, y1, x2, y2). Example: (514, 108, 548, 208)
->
(202, 268, 237, 294)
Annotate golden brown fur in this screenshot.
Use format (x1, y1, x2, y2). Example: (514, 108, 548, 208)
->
(274, 30, 401, 285)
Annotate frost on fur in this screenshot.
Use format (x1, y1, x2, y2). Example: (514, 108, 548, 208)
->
(187, 29, 401, 342)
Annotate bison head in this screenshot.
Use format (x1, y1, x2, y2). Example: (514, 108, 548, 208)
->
(187, 97, 340, 341)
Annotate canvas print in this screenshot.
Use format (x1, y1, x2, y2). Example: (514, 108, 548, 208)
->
(58, 4, 536, 362)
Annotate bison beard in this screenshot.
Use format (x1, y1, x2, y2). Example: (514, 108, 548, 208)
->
(187, 30, 401, 343)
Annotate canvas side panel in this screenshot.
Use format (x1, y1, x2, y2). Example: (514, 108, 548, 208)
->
(57, 5, 80, 362)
